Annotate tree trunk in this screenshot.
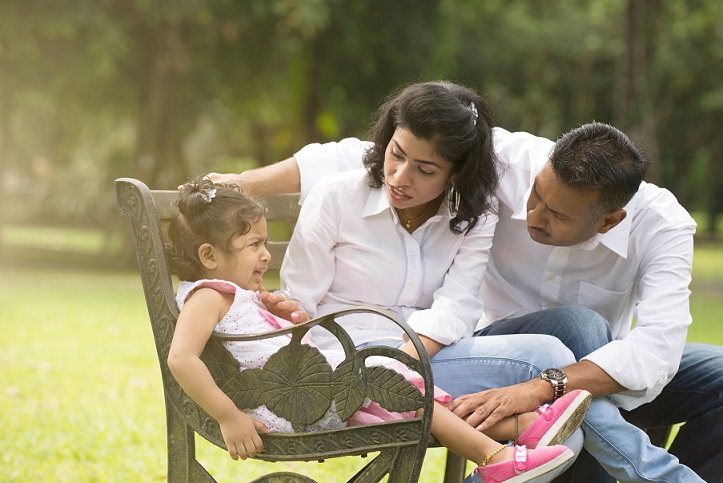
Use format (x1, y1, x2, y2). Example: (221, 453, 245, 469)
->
(706, 142, 722, 236)
(301, 33, 326, 145)
(134, 23, 188, 189)
(616, 0, 664, 186)
(0, 85, 10, 186)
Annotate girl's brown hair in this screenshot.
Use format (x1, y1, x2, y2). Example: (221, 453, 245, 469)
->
(166, 175, 265, 282)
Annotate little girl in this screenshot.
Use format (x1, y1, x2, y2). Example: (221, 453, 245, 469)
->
(166, 176, 590, 482)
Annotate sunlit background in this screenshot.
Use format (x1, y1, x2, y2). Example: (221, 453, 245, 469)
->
(1, 1, 722, 481)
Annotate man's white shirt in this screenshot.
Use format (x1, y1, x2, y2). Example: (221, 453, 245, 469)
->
(293, 127, 696, 409)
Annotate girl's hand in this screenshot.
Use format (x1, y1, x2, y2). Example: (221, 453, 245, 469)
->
(219, 410, 271, 460)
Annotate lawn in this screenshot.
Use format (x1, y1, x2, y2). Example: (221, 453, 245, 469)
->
(0, 268, 453, 482)
(0, 242, 721, 481)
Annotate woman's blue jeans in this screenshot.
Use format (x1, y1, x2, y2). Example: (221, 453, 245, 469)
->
(460, 306, 722, 482)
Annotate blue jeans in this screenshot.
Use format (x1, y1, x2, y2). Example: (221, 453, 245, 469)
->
(476, 306, 719, 482)
(427, 332, 585, 465)
(620, 342, 723, 483)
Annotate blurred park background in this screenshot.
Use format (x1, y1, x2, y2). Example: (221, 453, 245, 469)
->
(1, 1, 722, 481)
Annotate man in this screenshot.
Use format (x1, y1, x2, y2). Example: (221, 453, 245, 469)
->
(210, 122, 722, 482)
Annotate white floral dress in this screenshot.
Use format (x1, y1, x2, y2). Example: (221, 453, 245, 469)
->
(176, 279, 449, 432)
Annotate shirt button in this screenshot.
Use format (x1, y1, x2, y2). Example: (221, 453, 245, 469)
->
(547, 273, 556, 281)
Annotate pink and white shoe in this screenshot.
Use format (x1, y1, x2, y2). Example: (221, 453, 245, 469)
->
(517, 389, 592, 448)
(475, 444, 574, 483)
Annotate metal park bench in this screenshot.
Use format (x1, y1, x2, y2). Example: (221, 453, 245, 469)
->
(115, 177, 471, 482)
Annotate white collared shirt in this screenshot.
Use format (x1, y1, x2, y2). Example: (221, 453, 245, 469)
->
(293, 129, 697, 410)
(279, 168, 496, 351)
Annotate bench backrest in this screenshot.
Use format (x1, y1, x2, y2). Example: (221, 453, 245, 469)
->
(115, 177, 435, 482)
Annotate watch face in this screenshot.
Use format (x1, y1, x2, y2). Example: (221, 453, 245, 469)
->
(543, 368, 566, 381)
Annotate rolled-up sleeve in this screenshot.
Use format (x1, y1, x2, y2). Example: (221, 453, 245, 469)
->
(583, 220, 695, 410)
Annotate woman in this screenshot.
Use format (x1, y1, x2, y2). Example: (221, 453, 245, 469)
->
(280, 81, 499, 360)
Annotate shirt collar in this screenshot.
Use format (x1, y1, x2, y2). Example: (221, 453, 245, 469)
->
(363, 184, 391, 218)
(512, 185, 636, 258)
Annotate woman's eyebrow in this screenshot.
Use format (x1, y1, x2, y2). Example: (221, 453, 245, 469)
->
(392, 139, 443, 168)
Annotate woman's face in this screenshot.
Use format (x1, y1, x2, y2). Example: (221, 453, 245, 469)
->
(383, 127, 455, 211)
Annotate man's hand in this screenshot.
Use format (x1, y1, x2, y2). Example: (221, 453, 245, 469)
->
(258, 287, 310, 324)
(448, 380, 549, 431)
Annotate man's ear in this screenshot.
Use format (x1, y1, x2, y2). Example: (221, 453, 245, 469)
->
(197, 243, 218, 269)
(597, 209, 627, 234)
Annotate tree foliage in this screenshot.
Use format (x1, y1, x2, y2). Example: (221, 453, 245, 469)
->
(0, 0, 721, 238)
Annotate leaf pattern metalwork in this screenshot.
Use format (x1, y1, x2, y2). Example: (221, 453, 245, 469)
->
(260, 343, 333, 426)
(365, 366, 425, 413)
(224, 367, 266, 410)
(330, 357, 367, 421)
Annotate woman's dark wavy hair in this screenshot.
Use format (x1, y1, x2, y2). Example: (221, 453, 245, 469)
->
(550, 122, 650, 218)
(363, 80, 499, 234)
(166, 175, 266, 282)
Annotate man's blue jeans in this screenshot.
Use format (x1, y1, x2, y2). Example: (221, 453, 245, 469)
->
(471, 306, 722, 482)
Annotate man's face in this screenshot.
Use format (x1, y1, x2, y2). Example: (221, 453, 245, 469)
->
(526, 163, 612, 247)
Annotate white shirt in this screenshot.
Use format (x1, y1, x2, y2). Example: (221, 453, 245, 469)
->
(293, 129, 697, 410)
(279, 168, 496, 351)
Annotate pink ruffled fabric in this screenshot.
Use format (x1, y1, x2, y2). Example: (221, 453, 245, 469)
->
(347, 366, 451, 426)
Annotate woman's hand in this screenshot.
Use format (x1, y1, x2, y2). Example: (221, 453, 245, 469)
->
(206, 172, 257, 196)
(258, 286, 310, 324)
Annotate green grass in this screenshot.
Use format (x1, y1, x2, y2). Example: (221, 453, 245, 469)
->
(0, 268, 454, 482)
(0, 225, 126, 256)
(1, 244, 721, 481)
(692, 242, 723, 282)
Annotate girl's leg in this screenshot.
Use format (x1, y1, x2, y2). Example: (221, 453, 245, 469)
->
(431, 401, 509, 465)
(431, 401, 576, 481)
(474, 389, 591, 448)
(477, 411, 534, 444)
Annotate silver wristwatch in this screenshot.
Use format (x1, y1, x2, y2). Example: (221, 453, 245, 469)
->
(540, 368, 567, 402)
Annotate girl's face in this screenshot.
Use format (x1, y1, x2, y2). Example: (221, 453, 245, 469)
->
(209, 217, 271, 291)
(384, 127, 455, 211)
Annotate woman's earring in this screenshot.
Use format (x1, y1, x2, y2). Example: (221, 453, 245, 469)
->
(448, 186, 461, 218)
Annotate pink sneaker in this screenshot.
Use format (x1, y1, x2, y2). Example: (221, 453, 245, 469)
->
(475, 445, 574, 483)
(517, 389, 591, 448)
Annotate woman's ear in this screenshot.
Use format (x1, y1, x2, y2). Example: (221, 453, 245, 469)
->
(197, 243, 218, 270)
